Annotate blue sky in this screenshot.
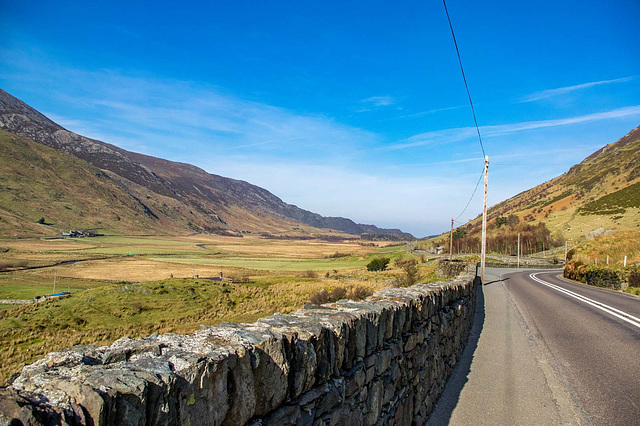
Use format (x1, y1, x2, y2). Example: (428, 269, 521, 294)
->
(1, 0, 639, 237)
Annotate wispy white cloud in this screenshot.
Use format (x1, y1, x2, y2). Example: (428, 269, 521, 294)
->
(394, 105, 463, 119)
(204, 159, 483, 236)
(17, 67, 380, 162)
(481, 105, 640, 136)
(385, 127, 477, 150)
(3, 50, 639, 236)
(520, 76, 636, 103)
(387, 105, 640, 150)
(362, 95, 395, 107)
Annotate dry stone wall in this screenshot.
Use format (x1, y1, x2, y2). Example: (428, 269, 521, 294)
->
(0, 274, 478, 426)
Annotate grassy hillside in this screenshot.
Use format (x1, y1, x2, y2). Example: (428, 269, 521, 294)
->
(0, 88, 413, 239)
(419, 125, 640, 257)
(0, 129, 347, 237)
(0, 130, 186, 236)
(486, 125, 640, 241)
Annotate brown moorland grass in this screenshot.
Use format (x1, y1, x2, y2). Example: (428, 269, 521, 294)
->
(0, 240, 97, 252)
(571, 229, 640, 265)
(0, 273, 397, 383)
(33, 258, 269, 282)
(0, 234, 422, 383)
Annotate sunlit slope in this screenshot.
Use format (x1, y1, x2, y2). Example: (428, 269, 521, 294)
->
(0, 89, 412, 239)
(0, 130, 193, 236)
(487, 125, 640, 240)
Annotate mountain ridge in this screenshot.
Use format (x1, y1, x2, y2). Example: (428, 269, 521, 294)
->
(0, 89, 413, 239)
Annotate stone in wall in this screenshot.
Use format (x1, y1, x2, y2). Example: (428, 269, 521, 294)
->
(437, 259, 468, 278)
(0, 274, 478, 426)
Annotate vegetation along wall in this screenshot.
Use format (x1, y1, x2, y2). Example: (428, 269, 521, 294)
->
(0, 274, 478, 426)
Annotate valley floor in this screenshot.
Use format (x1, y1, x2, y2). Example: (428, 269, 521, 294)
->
(0, 233, 439, 383)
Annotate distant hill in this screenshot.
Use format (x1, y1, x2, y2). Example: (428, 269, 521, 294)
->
(0, 89, 413, 239)
(451, 125, 640, 245)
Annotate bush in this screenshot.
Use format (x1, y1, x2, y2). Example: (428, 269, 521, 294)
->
(628, 268, 640, 288)
(367, 257, 390, 271)
(0, 260, 28, 272)
(564, 261, 625, 290)
(329, 286, 347, 300)
(350, 285, 373, 300)
(326, 252, 350, 259)
(299, 270, 318, 278)
(585, 266, 624, 290)
(394, 259, 420, 287)
(309, 285, 373, 305)
(310, 289, 331, 305)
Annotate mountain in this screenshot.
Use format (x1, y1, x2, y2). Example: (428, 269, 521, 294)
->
(0, 89, 413, 239)
(460, 125, 640, 242)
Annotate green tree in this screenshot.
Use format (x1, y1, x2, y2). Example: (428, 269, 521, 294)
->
(366, 257, 390, 271)
(452, 227, 467, 241)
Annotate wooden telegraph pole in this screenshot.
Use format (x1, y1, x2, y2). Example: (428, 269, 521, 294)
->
(481, 155, 489, 282)
(449, 218, 454, 261)
(517, 232, 520, 268)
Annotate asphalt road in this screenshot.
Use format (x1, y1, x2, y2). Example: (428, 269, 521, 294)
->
(503, 270, 640, 425)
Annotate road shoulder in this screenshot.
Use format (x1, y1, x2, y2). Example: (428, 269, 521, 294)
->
(427, 268, 582, 425)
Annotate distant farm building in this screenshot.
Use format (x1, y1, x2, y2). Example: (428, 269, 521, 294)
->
(430, 246, 445, 255)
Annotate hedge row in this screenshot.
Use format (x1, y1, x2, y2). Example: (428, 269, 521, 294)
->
(564, 261, 640, 290)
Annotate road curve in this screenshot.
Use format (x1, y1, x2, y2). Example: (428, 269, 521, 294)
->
(502, 270, 640, 426)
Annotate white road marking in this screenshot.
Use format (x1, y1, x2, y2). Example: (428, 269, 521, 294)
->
(529, 272, 640, 330)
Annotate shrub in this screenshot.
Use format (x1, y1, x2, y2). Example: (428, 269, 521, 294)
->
(366, 257, 390, 271)
(394, 259, 420, 287)
(329, 286, 347, 300)
(300, 270, 318, 278)
(584, 266, 623, 290)
(309, 285, 373, 305)
(629, 268, 640, 288)
(0, 260, 28, 272)
(310, 289, 331, 305)
(326, 252, 350, 259)
(350, 285, 373, 300)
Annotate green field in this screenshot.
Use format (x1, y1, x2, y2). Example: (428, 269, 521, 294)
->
(146, 255, 370, 271)
(0, 234, 425, 383)
(0, 274, 106, 299)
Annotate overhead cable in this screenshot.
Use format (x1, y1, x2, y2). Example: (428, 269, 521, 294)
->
(453, 168, 484, 224)
(442, 0, 486, 158)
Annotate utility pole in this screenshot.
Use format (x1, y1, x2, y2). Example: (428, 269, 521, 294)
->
(449, 218, 454, 261)
(481, 155, 489, 282)
(517, 232, 520, 268)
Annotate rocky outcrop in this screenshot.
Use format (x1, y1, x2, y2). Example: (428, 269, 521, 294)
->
(0, 274, 477, 425)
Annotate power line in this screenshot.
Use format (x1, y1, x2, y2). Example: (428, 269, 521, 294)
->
(442, 0, 486, 158)
(453, 168, 484, 224)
